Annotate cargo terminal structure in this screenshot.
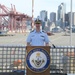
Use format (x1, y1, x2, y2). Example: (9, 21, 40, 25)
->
(0, 4, 32, 33)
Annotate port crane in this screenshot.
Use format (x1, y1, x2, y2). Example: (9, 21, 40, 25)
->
(0, 4, 31, 33)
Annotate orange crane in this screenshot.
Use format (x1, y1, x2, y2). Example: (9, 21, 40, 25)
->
(0, 4, 32, 33)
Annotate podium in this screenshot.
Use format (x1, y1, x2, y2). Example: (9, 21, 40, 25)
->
(26, 46, 50, 75)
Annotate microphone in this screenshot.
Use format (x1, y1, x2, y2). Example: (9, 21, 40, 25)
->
(49, 41, 56, 48)
(52, 44, 56, 48)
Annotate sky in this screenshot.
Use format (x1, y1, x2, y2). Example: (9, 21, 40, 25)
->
(0, 0, 75, 18)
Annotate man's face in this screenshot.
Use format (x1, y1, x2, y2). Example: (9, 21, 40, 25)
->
(35, 23, 41, 28)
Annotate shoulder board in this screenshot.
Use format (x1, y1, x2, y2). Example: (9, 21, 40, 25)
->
(30, 30, 34, 33)
(42, 30, 45, 33)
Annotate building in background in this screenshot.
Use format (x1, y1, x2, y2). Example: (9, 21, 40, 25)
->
(57, 3, 66, 30)
(68, 12, 75, 32)
(50, 12, 56, 30)
(65, 13, 69, 27)
(50, 12, 56, 24)
(40, 10, 48, 22)
(40, 10, 48, 30)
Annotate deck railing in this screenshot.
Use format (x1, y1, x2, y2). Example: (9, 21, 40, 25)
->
(0, 46, 75, 75)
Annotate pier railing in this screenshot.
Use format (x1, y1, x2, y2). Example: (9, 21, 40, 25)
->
(50, 46, 75, 75)
(0, 46, 75, 75)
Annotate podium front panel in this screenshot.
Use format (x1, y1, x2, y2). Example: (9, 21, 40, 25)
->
(26, 46, 50, 75)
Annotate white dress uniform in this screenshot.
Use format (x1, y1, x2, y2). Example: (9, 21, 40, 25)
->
(26, 30, 49, 46)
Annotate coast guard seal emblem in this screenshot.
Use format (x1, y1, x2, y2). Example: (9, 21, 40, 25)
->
(26, 48, 50, 73)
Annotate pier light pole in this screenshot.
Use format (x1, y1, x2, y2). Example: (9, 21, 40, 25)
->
(70, 0, 72, 46)
(31, 0, 34, 30)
